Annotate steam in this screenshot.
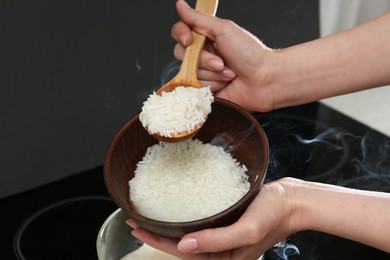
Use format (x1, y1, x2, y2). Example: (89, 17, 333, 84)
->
(353, 131, 390, 175)
(136, 60, 181, 107)
(262, 113, 390, 192)
(293, 127, 355, 150)
(271, 241, 300, 260)
(294, 127, 357, 181)
(209, 126, 256, 153)
(264, 125, 356, 182)
(159, 60, 180, 87)
(135, 56, 142, 72)
(340, 131, 390, 191)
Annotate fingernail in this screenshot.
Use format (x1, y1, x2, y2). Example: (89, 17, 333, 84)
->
(177, 237, 198, 252)
(208, 59, 224, 71)
(131, 229, 140, 239)
(126, 219, 139, 229)
(222, 67, 236, 79)
(180, 34, 188, 46)
(178, 0, 191, 9)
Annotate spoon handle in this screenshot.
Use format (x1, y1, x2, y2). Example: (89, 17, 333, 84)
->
(174, 0, 219, 86)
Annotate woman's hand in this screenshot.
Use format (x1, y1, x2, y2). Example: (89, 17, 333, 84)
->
(172, 1, 390, 112)
(128, 178, 300, 260)
(172, 0, 276, 112)
(128, 176, 390, 258)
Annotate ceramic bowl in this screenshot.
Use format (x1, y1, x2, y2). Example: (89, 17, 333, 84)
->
(104, 98, 269, 238)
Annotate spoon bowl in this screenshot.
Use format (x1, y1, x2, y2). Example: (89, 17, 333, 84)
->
(150, 0, 218, 143)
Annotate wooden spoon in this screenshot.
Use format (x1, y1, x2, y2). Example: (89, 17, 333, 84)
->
(152, 0, 219, 143)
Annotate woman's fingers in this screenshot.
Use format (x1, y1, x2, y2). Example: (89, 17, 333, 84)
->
(131, 227, 185, 259)
(197, 68, 235, 82)
(176, 0, 220, 41)
(172, 0, 233, 73)
(171, 21, 192, 47)
(177, 221, 258, 254)
(173, 42, 232, 74)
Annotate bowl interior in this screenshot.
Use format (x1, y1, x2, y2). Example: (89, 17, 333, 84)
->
(104, 98, 268, 236)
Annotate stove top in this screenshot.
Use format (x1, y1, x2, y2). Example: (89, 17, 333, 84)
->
(255, 103, 390, 259)
(1, 102, 389, 260)
(1, 167, 117, 260)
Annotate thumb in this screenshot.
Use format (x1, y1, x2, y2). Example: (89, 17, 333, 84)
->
(176, 0, 270, 77)
(176, 0, 220, 41)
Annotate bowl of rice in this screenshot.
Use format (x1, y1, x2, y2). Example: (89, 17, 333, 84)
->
(104, 97, 269, 238)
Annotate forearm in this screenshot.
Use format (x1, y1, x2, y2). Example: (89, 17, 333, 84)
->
(289, 179, 390, 253)
(270, 12, 390, 109)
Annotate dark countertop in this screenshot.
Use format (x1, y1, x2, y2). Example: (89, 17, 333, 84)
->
(1, 102, 390, 259)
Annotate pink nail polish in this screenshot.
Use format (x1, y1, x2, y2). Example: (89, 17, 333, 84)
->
(180, 35, 188, 46)
(222, 68, 236, 79)
(126, 219, 139, 229)
(178, 0, 191, 9)
(177, 237, 198, 252)
(208, 59, 224, 71)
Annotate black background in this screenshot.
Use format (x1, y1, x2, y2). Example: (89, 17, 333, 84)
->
(0, 0, 319, 198)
